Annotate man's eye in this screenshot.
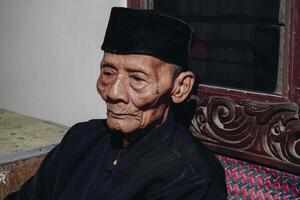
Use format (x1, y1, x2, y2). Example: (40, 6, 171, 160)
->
(102, 71, 114, 76)
(131, 75, 145, 82)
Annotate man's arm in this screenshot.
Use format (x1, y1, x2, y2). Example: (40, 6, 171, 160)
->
(149, 173, 227, 200)
(145, 151, 227, 200)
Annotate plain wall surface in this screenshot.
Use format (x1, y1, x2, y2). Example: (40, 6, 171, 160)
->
(0, 0, 127, 126)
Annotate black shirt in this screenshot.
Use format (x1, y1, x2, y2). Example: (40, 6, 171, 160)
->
(5, 115, 227, 200)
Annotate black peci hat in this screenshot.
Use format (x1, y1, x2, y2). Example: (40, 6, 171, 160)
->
(101, 7, 194, 69)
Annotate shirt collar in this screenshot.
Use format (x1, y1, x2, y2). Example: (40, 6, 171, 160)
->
(109, 113, 176, 157)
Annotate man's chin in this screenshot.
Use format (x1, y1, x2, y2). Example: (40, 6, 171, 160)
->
(107, 117, 140, 134)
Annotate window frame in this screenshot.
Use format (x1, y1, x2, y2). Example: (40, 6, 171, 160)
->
(127, 0, 299, 104)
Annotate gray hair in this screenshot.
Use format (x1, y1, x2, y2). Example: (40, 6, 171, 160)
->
(173, 65, 183, 78)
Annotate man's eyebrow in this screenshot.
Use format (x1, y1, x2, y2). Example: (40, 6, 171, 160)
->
(100, 60, 117, 69)
(101, 60, 151, 76)
(126, 67, 149, 76)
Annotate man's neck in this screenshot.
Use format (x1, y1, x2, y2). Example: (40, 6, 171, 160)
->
(123, 139, 130, 148)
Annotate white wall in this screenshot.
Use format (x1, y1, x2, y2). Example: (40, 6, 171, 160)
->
(0, 0, 127, 126)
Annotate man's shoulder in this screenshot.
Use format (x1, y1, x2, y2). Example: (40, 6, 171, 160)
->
(66, 119, 107, 137)
(59, 119, 108, 150)
(170, 124, 226, 181)
(146, 124, 227, 195)
(70, 118, 106, 131)
(45, 119, 109, 168)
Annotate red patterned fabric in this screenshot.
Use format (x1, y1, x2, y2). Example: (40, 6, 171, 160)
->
(216, 155, 300, 200)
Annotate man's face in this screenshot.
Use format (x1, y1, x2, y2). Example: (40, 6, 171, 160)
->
(97, 53, 175, 134)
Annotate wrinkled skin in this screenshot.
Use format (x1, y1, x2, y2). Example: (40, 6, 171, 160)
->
(97, 52, 194, 134)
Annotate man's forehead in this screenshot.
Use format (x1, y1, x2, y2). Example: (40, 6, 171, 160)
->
(101, 52, 169, 73)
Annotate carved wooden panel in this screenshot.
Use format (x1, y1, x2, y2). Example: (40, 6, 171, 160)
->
(189, 96, 300, 174)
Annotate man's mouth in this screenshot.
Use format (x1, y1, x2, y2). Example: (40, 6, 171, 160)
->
(107, 110, 136, 119)
(108, 111, 126, 119)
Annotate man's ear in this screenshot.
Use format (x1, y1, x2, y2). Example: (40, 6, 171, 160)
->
(171, 71, 195, 103)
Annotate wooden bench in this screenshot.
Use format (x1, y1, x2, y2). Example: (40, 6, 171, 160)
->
(0, 109, 67, 199)
(187, 96, 300, 199)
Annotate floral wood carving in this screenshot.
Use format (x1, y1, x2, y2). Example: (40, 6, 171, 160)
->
(189, 96, 300, 174)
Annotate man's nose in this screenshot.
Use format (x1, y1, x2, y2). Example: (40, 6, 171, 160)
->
(106, 75, 129, 103)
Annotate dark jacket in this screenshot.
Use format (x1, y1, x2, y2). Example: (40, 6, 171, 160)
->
(5, 115, 227, 200)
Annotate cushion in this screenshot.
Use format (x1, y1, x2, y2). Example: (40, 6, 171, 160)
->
(216, 155, 300, 200)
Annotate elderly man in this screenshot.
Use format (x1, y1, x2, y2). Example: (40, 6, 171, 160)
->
(5, 7, 227, 200)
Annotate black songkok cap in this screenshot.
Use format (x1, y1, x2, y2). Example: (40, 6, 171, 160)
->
(101, 7, 194, 69)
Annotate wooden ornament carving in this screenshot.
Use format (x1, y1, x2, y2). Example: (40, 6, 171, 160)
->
(190, 96, 300, 174)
